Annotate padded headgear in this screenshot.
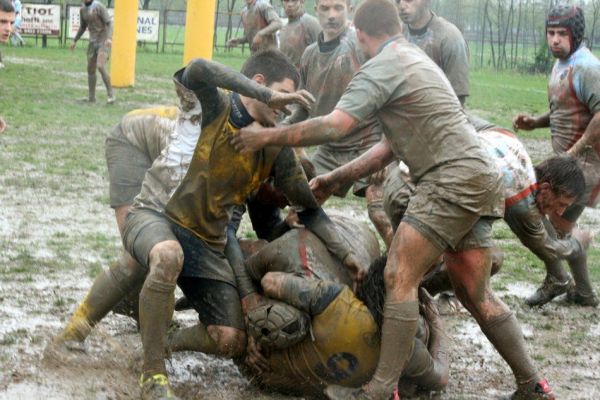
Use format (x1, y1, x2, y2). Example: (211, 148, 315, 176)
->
(247, 300, 310, 350)
(546, 5, 585, 55)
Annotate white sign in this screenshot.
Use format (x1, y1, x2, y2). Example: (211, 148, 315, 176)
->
(21, 4, 61, 36)
(67, 7, 160, 43)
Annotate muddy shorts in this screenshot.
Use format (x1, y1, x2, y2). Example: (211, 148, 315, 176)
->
(87, 41, 110, 67)
(178, 277, 245, 330)
(311, 145, 371, 197)
(123, 207, 243, 328)
(575, 161, 600, 209)
(403, 173, 500, 252)
(105, 124, 153, 208)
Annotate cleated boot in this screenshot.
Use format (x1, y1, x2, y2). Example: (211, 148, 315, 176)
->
(107, 95, 116, 104)
(510, 379, 555, 400)
(566, 289, 600, 307)
(140, 374, 180, 400)
(525, 277, 572, 307)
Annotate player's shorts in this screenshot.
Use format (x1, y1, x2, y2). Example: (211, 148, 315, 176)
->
(87, 40, 110, 67)
(122, 207, 243, 329)
(576, 160, 600, 209)
(386, 166, 501, 252)
(105, 124, 152, 208)
(311, 145, 371, 197)
(178, 277, 244, 330)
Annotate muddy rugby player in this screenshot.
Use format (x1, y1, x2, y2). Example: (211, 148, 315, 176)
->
(513, 5, 600, 308)
(232, 1, 555, 398)
(227, 0, 282, 54)
(284, 0, 394, 247)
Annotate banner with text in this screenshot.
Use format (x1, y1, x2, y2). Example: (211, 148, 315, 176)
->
(67, 7, 160, 43)
(21, 4, 61, 37)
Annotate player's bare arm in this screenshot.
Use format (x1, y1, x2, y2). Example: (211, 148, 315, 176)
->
(567, 112, 600, 156)
(180, 58, 313, 124)
(272, 147, 367, 281)
(310, 137, 395, 204)
(512, 111, 550, 131)
(232, 109, 357, 152)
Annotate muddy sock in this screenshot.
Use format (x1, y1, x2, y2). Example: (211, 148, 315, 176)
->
(59, 259, 145, 341)
(402, 338, 447, 391)
(480, 311, 538, 386)
(542, 258, 570, 284)
(568, 252, 595, 296)
(87, 72, 97, 101)
(168, 323, 218, 354)
(139, 277, 175, 376)
(98, 66, 113, 97)
(368, 300, 419, 397)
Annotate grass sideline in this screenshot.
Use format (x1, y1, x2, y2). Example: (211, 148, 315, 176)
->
(0, 45, 597, 294)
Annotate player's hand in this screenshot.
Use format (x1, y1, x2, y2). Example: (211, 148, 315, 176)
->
(226, 38, 239, 48)
(309, 173, 337, 205)
(70, 41, 77, 51)
(231, 121, 269, 153)
(0, 117, 6, 134)
(285, 208, 304, 229)
(251, 33, 264, 50)
(267, 89, 314, 114)
(105, 38, 112, 47)
(245, 336, 271, 374)
(512, 113, 537, 131)
(343, 253, 367, 283)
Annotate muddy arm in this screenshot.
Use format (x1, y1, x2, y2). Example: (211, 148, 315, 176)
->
(260, 272, 342, 315)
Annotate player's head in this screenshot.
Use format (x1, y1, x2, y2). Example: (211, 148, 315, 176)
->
(83, 0, 94, 6)
(0, 0, 15, 44)
(247, 299, 310, 350)
(282, 0, 305, 19)
(241, 49, 300, 126)
(546, 4, 585, 59)
(354, 0, 402, 57)
(315, 0, 351, 41)
(355, 255, 387, 329)
(534, 156, 585, 218)
(396, 0, 431, 27)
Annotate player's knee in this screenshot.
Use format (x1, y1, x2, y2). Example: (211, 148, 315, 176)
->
(109, 253, 146, 291)
(208, 326, 246, 358)
(87, 65, 97, 75)
(148, 241, 184, 283)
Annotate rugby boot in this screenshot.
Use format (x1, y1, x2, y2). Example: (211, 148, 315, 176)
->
(525, 276, 573, 307)
(566, 289, 600, 307)
(140, 374, 180, 400)
(509, 378, 555, 400)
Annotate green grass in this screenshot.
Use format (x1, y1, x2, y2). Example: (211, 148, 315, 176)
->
(0, 45, 598, 296)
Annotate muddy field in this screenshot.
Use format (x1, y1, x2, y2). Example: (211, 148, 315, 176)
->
(0, 137, 598, 400)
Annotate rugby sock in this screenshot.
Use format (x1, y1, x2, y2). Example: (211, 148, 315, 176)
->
(368, 300, 419, 397)
(87, 72, 96, 101)
(402, 339, 448, 391)
(568, 252, 595, 296)
(167, 323, 218, 354)
(139, 276, 175, 376)
(543, 259, 571, 284)
(480, 311, 539, 386)
(59, 256, 144, 341)
(98, 66, 113, 98)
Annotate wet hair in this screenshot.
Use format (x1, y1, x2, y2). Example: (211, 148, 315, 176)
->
(534, 155, 585, 200)
(354, 0, 401, 38)
(241, 49, 300, 89)
(546, 4, 585, 54)
(0, 0, 15, 12)
(355, 255, 388, 330)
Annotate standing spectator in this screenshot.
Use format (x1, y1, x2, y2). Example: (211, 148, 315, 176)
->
(70, 0, 115, 103)
(227, 0, 282, 54)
